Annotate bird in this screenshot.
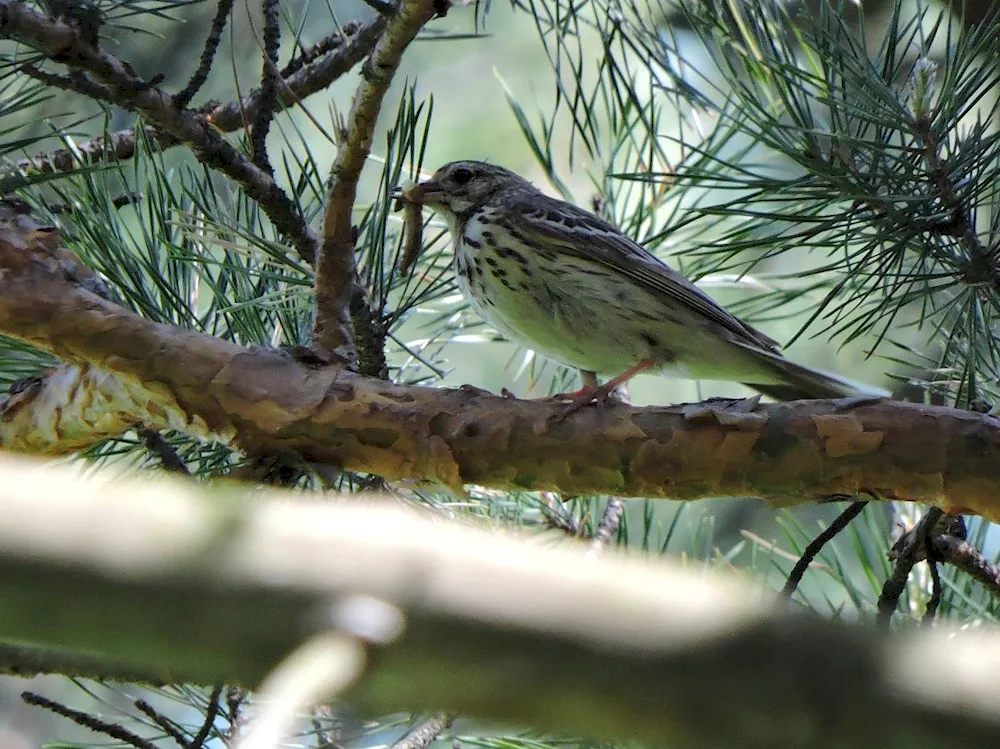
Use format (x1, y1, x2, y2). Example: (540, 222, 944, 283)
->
(406, 159, 868, 404)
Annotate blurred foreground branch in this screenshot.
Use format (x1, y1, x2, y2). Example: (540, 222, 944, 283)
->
(0, 456, 999, 748)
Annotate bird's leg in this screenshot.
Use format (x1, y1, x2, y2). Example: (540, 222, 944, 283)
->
(540, 369, 600, 401)
(556, 359, 654, 417)
(580, 369, 600, 389)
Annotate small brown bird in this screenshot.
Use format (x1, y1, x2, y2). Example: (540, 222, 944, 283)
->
(410, 160, 867, 403)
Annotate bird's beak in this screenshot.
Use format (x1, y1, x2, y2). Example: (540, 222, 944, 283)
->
(391, 179, 444, 208)
(414, 179, 444, 203)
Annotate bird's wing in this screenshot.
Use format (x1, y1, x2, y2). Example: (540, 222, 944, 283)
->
(503, 193, 781, 352)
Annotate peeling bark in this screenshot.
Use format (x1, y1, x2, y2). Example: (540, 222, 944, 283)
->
(2, 219, 1000, 519)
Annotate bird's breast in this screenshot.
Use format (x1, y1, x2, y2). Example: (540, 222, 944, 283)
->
(451, 213, 675, 375)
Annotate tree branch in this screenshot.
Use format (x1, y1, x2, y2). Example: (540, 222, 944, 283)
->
(12, 17, 387, 176)
(0, 457, 1000, 748)
(2, 217, 1000, 518)
(0, 0, 318, 264)
(312, 0, 443, 360)
(390, 713, 453, 749)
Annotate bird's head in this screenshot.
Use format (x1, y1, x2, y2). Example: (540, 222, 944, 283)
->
(410, 161, 532, 221)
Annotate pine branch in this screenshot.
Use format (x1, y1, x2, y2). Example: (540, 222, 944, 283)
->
(312, 0, 445, 360)
(878, 507, 945, 630)
(3, 218, 1000, 518)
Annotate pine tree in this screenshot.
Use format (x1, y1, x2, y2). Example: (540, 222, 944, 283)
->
(1, 0, 999, 746)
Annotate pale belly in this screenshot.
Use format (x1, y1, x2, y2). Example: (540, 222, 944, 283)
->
(452, 222, 782, 383)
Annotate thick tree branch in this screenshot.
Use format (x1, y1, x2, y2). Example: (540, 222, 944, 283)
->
(313, 0, 442, 360)
(2, 218, 1000, 517)
(0, 458, 1000, 749)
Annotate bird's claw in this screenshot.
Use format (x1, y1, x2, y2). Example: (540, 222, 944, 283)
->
(552, 383, 625, 420)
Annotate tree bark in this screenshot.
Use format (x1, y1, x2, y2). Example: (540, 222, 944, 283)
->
(2, 217, 1000, 519)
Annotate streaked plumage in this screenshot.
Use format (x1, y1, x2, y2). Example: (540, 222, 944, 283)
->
(413, 160, 863, 401)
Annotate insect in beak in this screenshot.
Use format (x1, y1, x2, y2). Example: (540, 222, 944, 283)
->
(414, 179, 445, 203)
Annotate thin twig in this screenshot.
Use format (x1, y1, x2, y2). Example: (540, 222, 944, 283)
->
(540, 492, 583, 537)
(21, 64, 115, 101)
(932, 534, 1000, 600)
(190, 684, 224, 749)
(173, 0, 237, 108)
(912, 111, 995, 285)
(781, 501, 869, 599)
(924, 556, 942, 623)
(311, 703, 344, 749)
(390, 712, 454, 749)
(588, 498, 624, 554)
(208, 17, 386, 131)
(313, 0, 444, 360)
(13, 17, 386, 176)
(250, 0, 282, 173)
(3, 0, 317, 263)
(922, 509, 943, 624)
(134, 699, 191, 749)
(23, 691, 159, 749)
(281, 22, 357, 77)
(877, 507, 944, 631)
(0, 641, 172, 684)
(224, 686, 248, 743)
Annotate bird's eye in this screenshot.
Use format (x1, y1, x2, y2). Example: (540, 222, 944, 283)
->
(451, 167, 474, 185)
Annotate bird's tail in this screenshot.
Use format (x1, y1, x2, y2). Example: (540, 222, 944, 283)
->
(740, 348, 881, 401)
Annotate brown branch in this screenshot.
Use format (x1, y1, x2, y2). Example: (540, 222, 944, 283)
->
(885, 512, 1000, 608)
(139, 428, 191, 474)
(225, 687, 248, 743)
(313, 0, 443, 360)
(208, 18, 387, 132)
(250, 0, 282, 174)
(0, 641, 175, 684)
(4, 219, 1000, 517)
(2, 464, 1000, 748)
(390, 712, 453, 749)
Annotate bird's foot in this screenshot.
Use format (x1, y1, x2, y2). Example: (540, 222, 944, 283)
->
(555, 382, 626, 419)
(550, 359, 655, 419)
(540, 386, 592, 402)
